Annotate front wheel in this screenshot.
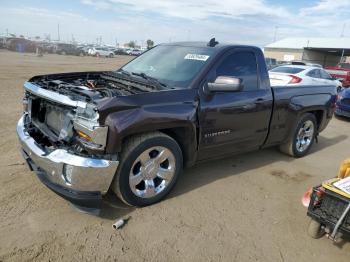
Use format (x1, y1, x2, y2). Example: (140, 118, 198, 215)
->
(112, 132, 183, 207)
(279, 113, 317, 157)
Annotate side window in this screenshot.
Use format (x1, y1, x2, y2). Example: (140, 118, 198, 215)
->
(320, 70, 332, 80)
(315, 69, 321, 78)
(216, 51, 258, 91)
(307, 69, 320, 78)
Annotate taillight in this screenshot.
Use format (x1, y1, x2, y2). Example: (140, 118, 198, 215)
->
(288, 75, 302, 84)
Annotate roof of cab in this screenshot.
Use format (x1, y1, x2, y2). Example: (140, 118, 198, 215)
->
(160, 41, 259, 51)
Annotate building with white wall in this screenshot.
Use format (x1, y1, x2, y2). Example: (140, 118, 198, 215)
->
(264, 37, 350, 67)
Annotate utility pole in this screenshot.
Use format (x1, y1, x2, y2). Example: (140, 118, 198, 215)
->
(6, 28, 8, 37)
(57, 24, 60, 41)
(340, 23, 346, 37)
(273, 26, 278, 42)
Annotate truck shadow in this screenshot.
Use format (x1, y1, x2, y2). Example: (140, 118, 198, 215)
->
(99, 193, 135, 219)
(169, 148, 292, 200)
(169, 134, 347, 200)
(335, 115, 350, 123)
(310, 134, 348, 154)
(97, 134, 347, 220)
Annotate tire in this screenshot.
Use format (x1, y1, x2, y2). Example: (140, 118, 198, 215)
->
(307, 219, 325, 239)
(112, 132, 183, 207)
(279, 113, 317, 157)
(337, 86, 342, 93)
(109, 53, 114, 58)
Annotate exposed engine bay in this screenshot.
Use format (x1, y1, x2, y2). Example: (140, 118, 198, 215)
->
(29, 71, 158, 103)
(23, 71, 159, 158)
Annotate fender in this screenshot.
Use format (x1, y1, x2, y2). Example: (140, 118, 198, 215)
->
(98, 89, 199, 165)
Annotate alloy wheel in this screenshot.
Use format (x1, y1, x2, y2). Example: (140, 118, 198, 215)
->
(129, 146, 176, 198)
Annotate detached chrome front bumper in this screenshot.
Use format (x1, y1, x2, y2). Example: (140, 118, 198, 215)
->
(16, 115, 119, 196)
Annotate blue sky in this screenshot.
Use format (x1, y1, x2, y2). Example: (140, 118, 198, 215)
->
(0, 0, 349, 47)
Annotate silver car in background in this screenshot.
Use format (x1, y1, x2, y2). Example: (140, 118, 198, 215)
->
(269, 65, 342, 90)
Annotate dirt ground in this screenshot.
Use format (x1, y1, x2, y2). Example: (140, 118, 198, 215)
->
(0, 50, 349, 262)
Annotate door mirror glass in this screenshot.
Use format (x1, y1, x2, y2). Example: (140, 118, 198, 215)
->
(207, 76, 243, 92)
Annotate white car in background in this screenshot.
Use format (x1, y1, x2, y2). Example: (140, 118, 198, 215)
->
(89, 47, 114, 57)
(269, 65, 342, 89)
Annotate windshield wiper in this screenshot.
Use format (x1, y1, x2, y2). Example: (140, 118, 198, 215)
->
(117, 69, 131, 76)
(131, 72, 168, 89)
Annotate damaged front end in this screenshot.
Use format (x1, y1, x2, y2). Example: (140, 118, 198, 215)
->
(23, 81, 108, 154)
(17, 73, 125, 209)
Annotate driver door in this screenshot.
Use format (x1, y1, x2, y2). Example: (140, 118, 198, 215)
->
(197, 49, 273, 160)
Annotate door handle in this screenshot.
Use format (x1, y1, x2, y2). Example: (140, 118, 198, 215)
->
(254, 98, 265, 104)
(242, 103, 256, 110)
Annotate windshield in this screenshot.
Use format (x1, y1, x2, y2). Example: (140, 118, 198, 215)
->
(270, 66, 305, 74)
(120, 45, 214, 88)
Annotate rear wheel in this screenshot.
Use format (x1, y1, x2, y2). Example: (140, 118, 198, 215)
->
(109, 53, 114, 58)
(307, 219, 325, 239)
(112, 132, 183, 207)
(279, 113, 317, 157)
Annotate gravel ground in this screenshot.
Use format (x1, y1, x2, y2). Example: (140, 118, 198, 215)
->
(0, 50, 349, 262)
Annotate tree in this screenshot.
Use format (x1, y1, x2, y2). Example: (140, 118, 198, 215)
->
(146, 39, 154, 49)
(127, 41, 136, 48)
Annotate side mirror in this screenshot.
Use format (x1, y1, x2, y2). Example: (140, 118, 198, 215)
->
(207, 76, 243, 92)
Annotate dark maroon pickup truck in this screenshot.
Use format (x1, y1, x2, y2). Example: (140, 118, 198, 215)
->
(17, 39, 337, 208)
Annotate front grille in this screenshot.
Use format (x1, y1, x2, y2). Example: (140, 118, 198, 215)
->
(29, 96, 74, 141)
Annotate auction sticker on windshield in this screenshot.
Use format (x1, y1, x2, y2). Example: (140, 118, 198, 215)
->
(184, 54, 210, 61)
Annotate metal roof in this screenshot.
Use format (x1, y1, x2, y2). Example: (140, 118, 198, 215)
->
(265, 37, 350, 49)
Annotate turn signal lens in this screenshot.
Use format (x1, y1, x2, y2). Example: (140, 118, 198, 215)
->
(77, 130, 92, 142)
(302, 187, 312, 207)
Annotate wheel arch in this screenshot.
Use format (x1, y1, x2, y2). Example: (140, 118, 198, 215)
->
(307, 110, 324, 130)
(117, 126, 197, 168)
(159, 127, 198, 168)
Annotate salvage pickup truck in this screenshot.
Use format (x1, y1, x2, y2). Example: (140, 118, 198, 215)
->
(17, 39, 337, 208)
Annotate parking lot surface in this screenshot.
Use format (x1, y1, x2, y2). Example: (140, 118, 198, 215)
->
(0, 50, 349, 262)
